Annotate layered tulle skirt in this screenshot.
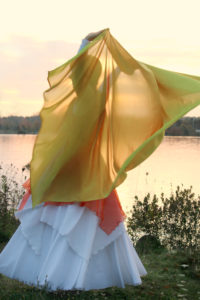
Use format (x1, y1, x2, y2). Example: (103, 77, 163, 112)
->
(0, 196, 147, 290)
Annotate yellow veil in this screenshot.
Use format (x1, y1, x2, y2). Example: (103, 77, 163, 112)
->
(30, 29, 200, 207)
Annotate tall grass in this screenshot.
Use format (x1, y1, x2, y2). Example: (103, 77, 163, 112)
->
(0, 164, 25, 242)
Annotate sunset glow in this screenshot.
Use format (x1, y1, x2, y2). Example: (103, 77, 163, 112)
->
(1, 0, 200, 116)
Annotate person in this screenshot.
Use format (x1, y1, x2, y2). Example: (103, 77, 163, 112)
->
(0, 30, 147, 291)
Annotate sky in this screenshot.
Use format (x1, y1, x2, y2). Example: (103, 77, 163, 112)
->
(1, 0, 200, 117)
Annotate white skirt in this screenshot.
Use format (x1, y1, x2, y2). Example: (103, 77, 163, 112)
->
(0, 196, 147, 291)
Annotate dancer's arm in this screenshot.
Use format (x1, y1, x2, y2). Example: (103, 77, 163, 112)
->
(77, 30, 105, 53)
(84, 30, 105, 41)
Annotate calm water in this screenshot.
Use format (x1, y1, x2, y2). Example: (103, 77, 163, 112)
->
(0, 134, 200, 212)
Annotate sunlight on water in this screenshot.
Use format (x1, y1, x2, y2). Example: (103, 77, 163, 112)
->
(117, 137, 200, 212)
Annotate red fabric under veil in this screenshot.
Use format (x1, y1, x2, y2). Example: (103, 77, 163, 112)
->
(19, 179, 126, 235)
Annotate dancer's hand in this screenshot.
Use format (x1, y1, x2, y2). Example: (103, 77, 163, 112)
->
(85, 29, 106, 41)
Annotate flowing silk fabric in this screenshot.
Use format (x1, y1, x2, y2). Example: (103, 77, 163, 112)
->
(30, 29, 200, 207)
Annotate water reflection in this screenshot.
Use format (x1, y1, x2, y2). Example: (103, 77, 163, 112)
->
(0, 134, 36, 169)
(0, 134, 199, 212)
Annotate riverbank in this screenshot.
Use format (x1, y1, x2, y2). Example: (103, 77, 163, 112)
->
(1, 131, 200, 137)
(0, 245, 199, 299)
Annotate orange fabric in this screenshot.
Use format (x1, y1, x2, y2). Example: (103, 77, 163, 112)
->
(18, 179, 31, 211)
(19, 179, 125, 235)
(82, 190, 126, 234)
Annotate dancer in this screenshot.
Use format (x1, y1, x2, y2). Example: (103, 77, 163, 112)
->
(0, 30, 149, 290)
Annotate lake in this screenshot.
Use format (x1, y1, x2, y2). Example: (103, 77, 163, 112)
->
(0, 134, 200, 212)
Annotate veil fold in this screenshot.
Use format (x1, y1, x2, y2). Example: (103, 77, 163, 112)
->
(30, 29, 200, 207)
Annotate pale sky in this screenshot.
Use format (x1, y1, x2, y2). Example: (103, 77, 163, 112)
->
(1, 0, 200, 116)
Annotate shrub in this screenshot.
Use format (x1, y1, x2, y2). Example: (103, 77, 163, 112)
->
(127, 186, 200, 256)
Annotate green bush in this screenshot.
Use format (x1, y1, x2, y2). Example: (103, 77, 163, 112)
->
(127, 186, 200, 256)
(0, 165, 25, 242)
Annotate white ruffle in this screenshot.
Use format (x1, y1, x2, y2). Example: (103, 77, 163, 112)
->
(0, 196, 147, 290)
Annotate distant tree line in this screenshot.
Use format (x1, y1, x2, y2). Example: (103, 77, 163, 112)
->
(165, 117, 200, 136)
(0, 116, 41, 134)
(0, 115, 200, 136)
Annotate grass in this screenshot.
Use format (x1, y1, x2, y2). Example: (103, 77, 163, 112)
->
(0, 246, 199, 300)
